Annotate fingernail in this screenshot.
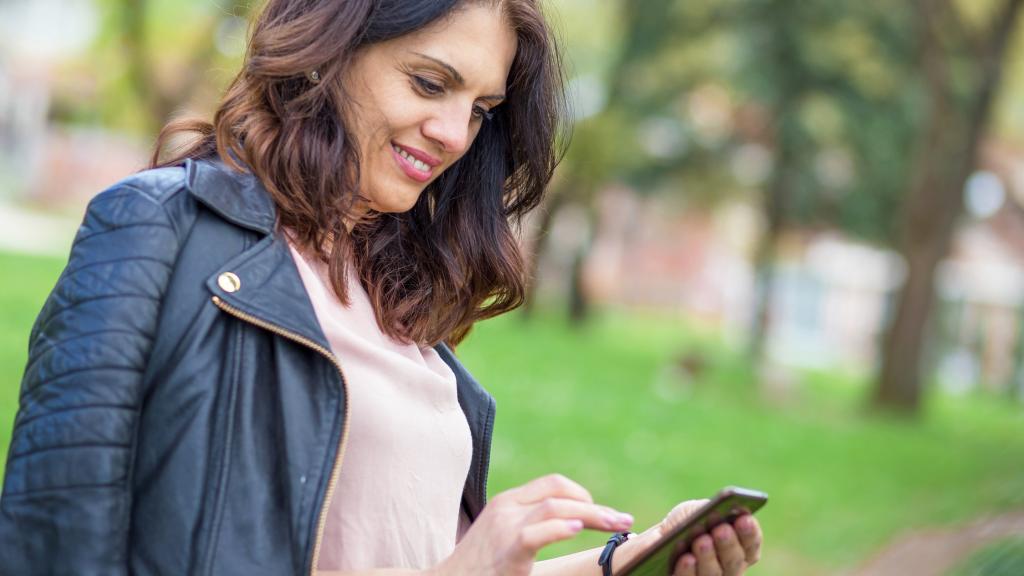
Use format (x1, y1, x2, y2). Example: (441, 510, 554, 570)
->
(736, 516, 752, 533)
(567, 519, 584, 533)
(602, 511, 633, 529)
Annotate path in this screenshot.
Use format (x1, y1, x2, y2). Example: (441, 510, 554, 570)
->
(0, 202, 78, 257)
(844, 511, 1024, 576)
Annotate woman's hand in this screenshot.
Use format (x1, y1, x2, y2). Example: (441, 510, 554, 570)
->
(432, 474, 634, 576)
(658, 500, 763, 576)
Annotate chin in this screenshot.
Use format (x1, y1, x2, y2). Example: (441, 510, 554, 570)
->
(365, 174, 431, 213)
(372, 193, 423, 214)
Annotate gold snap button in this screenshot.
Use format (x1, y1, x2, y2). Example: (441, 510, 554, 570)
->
(218, 272, 241, 293)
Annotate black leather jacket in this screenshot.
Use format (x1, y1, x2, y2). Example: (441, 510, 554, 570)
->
(0, 158, 495, 576)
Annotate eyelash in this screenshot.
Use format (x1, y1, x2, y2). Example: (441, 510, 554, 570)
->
(412, 75, 495, 122)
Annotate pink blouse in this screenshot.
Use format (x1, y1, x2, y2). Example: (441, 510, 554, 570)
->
(286, 239, 473, 572)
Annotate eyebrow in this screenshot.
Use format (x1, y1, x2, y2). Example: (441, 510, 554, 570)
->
(410, 51, 506, 102)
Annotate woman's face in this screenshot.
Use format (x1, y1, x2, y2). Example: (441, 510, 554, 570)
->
(343, 4, 518, 214)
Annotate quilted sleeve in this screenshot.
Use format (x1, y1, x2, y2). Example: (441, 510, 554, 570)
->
(0, 176, 184, 576)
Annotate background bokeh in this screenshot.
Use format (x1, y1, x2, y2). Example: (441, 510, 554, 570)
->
(2, 0, 1024, 574)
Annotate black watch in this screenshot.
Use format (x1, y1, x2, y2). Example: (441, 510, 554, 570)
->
(598, 531, 633, 576)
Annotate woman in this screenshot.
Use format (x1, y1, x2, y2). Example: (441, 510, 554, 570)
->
(0, 1, 762, 575)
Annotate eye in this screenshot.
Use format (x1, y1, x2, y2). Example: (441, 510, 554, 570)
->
(472, 105, 495, 122)
(412, 75, 444, 96)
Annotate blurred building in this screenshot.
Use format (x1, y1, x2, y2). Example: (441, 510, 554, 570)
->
(545, 156, 1024, 396)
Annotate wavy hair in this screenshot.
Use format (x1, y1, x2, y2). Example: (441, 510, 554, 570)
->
(153, 0, 567, 346)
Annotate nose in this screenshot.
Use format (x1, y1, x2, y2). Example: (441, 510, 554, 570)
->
(421, 101, 474, 156)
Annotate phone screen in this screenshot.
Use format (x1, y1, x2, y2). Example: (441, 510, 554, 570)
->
(615, 487, 768, 576)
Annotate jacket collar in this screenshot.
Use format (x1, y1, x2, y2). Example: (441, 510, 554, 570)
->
(186, 157, 333, 352)
(184, 157, 277, 235)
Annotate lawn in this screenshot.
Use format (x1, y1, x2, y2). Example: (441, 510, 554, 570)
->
(3, 249, 1024, 575)
(457, 315, 1024, 574)
(0, 250, 70, 479)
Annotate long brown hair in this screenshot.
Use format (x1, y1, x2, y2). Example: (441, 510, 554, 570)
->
(153, 0, 567, 346)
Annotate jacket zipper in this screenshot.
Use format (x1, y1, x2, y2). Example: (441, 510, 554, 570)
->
(211, 295, 350, 576)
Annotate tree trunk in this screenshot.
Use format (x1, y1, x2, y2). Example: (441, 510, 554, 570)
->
(120, 0, 253, 133)
(747, 131, 794, 361)
(873, 0, 1024, 413)
(747, 95, 801, 362)
(568, 247, 588, 325)
(568, 203, 598, 327)
(522, 189, 567, 318)
(746, 0, 801, 363)
(1007, 305, 1024, 401)
(122, 0, 161, 133)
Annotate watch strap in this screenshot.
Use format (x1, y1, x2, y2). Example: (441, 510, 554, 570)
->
(598, 531, 633, 576)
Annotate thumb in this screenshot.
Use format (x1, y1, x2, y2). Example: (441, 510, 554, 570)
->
(661, 499, 710, 532)
(622, 499, 714, 561)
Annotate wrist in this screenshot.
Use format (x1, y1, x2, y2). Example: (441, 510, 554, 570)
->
(607, 526, 662, 572)
(598, 532, 634, 576)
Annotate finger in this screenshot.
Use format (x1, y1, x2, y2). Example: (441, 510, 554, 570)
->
(517, 518, 585, 554)
(711, 524, 747, 576)
(525, 498, 634, 532)
(673, 553, 697, 576)
(506, 473, 593, 505)
(663, 499, 711, 531)
(693, 534, 723, 576)
(734, 515, 763, 565)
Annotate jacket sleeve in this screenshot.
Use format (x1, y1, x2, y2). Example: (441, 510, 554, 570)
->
(0, 173, 185, 576)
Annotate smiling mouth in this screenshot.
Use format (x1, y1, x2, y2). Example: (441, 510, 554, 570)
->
(390, 143, 435, 183)
(392, 144, 432, 172)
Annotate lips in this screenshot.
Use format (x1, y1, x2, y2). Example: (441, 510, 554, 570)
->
(390, 142, 440, 184)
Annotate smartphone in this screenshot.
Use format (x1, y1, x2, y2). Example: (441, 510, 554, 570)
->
(614, 487, 768, 576)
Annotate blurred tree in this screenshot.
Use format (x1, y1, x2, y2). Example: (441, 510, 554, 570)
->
(78, 0, 250, 134)
(121, 0, 252, 132)
(125, 0, 254, 133)
(652, 0, 919, 362)
(726, 0, 934, 365)
(525, 0, 676, 322)
(741, 0, 820, 361)
(874, 0, 1024, 413)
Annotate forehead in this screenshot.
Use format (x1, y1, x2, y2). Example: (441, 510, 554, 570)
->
(382, 4, 518, 91)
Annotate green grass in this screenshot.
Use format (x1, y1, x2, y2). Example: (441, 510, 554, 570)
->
(456, 310, 1024, 575)
(1, 251, 68, 478)
(3, 249, 1024, 575)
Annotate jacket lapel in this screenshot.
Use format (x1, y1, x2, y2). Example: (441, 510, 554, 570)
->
(436, 343, 495, 519)
(185, 158, 331, 351)
(206, 233, 335, 353)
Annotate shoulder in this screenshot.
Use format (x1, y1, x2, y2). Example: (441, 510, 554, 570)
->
(84, 157, 277, 239)
(105, 164, 190, 205)
(74, 166, 193, 259)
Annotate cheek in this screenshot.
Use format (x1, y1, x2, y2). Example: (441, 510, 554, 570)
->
(350, 90, 407, 148)
(364, 111, 424, 153)
(372, 84, 425, 137)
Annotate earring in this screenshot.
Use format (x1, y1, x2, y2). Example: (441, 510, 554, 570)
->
(307, 70, 322, 84)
